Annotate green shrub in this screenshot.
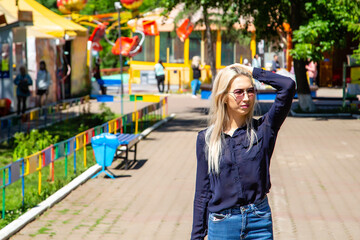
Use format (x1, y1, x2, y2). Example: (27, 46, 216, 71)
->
(13, 130, 59, 161)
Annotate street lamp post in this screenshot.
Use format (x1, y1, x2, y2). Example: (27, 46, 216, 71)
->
(114, 2, 124, 115)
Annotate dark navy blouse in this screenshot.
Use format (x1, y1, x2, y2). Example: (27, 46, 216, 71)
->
(191, 68, 296, 239)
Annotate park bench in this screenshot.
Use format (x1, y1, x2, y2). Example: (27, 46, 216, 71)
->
(93, 79, 122, 102)
(114, 133, 140, 170)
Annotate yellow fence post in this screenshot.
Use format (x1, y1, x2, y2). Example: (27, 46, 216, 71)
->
(38, 154, 42, 195)
(83, 134, 87, 167)
(162, 98, 166, 119)
(135, 111, 139, 134)
(179, 70, 182, 92)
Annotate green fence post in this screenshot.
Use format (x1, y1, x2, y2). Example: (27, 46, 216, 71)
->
(65, 142, 68, 179)
(2, 169, 5, 219)
(123, 116, 127, 133)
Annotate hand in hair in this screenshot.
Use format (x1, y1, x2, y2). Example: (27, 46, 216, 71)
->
(233, 64, 254, 74)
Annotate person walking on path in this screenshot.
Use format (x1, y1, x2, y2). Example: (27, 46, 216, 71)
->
(271, 55, 281, 72)
(191, 64, 296, 239)
(306, 60, 318, 86)
(252, 54, 261, 68)
(93, 59, 106, 95)
(14, 65, 33, 115)
(154, 60, 165, 93)
(191, 56, 203, 98)
(36, 60, 51, 107)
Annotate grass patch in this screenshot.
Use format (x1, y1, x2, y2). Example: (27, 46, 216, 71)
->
(57, 209, 70, 215)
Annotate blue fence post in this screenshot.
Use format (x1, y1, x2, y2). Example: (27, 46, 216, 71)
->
(65, 142, 68, 179)
(2, 169, 5, 219)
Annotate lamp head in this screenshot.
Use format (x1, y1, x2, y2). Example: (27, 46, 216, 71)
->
(114, 2, 122, 10)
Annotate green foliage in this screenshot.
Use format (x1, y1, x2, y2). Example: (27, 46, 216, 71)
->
(35, 0, 60, 13)
(291, 0, 360, 62)
(13, 130, 59, 161)
(99, 103, 116, 121)
(80, 0, 117, 15)
(77, 103, 116, 132)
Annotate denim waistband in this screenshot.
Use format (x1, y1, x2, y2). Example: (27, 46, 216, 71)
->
(217, 196, 268, 215)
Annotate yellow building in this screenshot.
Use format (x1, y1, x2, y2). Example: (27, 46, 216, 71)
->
(129, 8, 256, 89)
(0, 0, 88, 104)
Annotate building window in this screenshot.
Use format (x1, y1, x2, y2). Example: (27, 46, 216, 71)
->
(235, 42, 252, 66)
(221, 34, 236, 66)
(133, 34, 155, 62)
(189, 31, 201, 60)
(159, 32, 184, 63)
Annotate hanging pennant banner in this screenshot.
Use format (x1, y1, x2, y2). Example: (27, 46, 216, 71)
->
(86, 129, 93, 144)
(55, 141, 66, 160)
(10, 160, 21, 184)
(127, 113, 132, 124)
(68, 137, 75, 154)
(94, 126, 101, 135)
(76, 134, 84, 150)
(43, 147, 52, 167)
(27, 155, 39, 175)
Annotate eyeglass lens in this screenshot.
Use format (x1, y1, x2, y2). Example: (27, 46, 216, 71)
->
(233, 87, 255, 99)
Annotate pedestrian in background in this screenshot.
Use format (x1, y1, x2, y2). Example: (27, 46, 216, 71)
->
(154, 60, 165, 93)
(306, 59, 318, 86)
(93, 59, 106, 95)
(252, 54, 261, 68)
(271, 55, 281, 72)
(191, 56, 203, 98)
(14, 65, 33, 115)
(36, 60, 51, 107)
(191, 64, 295, 239)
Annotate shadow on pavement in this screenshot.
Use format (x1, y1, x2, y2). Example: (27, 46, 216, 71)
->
(114, 159, 148, 170)
(157, 118, 207, 133)
(189, 107, 209, 115)
(187, 103, 274, 117)
(104, 174, 132, 179)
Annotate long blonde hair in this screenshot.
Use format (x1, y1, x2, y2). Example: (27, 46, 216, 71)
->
(205, 64, 257, 174)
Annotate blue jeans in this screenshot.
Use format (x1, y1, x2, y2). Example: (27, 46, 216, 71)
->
(309, 77, 314, 86)
(208, 196, 273, 240)
(191, 79, 201, 95)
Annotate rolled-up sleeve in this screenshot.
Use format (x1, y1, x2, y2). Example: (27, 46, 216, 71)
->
(191, 132, 211, 240)
(253, 68, 296, 130)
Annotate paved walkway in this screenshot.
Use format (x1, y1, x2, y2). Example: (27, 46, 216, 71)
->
(11, 94, 360, 240)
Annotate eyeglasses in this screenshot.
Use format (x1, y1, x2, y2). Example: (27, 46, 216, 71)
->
(228, 87, 256, 101)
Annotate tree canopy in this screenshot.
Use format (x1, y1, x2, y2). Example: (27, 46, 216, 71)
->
(291, 0, 360, 62)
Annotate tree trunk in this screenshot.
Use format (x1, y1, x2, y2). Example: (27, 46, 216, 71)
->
(290, 1, 315, 112)
(203, 7, 217, 83)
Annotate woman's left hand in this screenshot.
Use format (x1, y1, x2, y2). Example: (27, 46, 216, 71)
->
(236, 64, 254, 75)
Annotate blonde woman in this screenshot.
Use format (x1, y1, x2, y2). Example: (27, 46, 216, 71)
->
(191, 56, 203, 98)
(191, 64, 296, 239)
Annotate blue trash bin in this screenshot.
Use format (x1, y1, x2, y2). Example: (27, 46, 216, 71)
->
(91, 133, 120, 179)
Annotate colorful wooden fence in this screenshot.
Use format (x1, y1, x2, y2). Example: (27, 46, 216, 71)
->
(0, 96, 168, 219)
(0, 96, 90, 143)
